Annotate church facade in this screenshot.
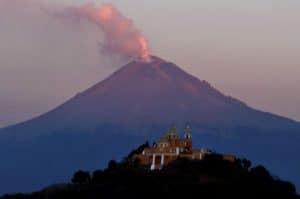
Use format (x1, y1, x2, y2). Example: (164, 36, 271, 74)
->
(133, 125, 234, 170)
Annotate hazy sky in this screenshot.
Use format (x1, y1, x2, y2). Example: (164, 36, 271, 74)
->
(0, 0, 300, 128)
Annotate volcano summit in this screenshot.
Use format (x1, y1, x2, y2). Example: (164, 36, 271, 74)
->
(0, 56, 300, 194)
(5, 56, 297, 133)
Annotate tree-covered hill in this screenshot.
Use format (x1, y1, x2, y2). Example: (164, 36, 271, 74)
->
(1, 145, 299, 199)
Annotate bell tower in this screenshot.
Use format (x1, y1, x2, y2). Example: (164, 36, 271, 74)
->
(183, 124, 192, 151)
(167, 124, 179, 147)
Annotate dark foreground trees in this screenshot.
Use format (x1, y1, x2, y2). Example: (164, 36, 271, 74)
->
(1, 151, 299, 199)
(71, 170, 90, 184)
(61, 155, 298, 199)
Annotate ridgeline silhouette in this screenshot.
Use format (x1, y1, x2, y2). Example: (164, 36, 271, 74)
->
(1, 143, 299, 199)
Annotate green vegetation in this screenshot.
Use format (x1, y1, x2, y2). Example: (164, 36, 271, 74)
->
(1, 144, 299, 199)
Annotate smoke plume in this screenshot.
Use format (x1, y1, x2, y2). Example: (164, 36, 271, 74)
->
(70, 3, 151, 62)
(0, 0, 151, 127)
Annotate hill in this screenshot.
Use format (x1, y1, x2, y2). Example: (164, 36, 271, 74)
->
(1, 148, 299, 199)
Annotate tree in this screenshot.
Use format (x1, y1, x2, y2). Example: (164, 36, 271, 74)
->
(127, 141, 150, 159)
(108, 160, 118, 170)
(251, 165, 271, 180)
(241, 158, 252, 170)
(72, 170, 91, 184)
(92, 170, 104, 183)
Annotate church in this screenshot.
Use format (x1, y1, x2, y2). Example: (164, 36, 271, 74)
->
(133, 125, 235, 170)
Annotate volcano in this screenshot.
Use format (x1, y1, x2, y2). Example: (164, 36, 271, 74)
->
(0, 56, 300, 194)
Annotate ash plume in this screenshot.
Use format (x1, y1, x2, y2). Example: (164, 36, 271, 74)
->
(0, 0, 152, 127)
(68, 3, 151, 62)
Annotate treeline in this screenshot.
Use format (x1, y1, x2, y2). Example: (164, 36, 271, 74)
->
(1, 143, 299, 199)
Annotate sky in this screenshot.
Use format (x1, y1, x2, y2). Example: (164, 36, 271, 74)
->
(0, 0, 300, 128)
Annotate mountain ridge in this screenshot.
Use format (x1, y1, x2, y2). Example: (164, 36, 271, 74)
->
(1, 55, 299, 136)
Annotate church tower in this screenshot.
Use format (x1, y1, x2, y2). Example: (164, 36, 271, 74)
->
(183, 124, 192, 151)
(167, 124, 180, 147)
(168, 125, 179, 140)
